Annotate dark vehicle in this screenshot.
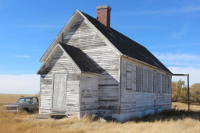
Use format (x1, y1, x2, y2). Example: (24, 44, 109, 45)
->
(3, 97, 39, 113)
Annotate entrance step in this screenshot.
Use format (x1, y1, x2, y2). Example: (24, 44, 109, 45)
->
(36, 114, 51, 119)
(36, 114, 66, 119)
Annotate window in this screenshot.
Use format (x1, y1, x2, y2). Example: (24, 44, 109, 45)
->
(16, 97, 32, 103)
(148, 70, 153, 92)
(32, 98, 38, 103)
(168, 76, 172, 94)
(165, 75, 169, 93)
(157, 73, 161, 93)
(136, 66, 142, 92)
(126, 71, 132, 90)
(142, 69, 148, 92)
(126, 63, 136, 91)
(153, 71, 158, 93)
(24, 98, 31, 103)
(162, 74, 166, 93)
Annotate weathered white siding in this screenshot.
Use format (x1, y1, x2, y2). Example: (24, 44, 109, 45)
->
(80, 73, 99, 116)
(40, 75, 53, 114)
(63, 17, 120, 116)
(65, 74, 81, 116)
(39, 48, 81, 116)
(114, 57, 172, 122)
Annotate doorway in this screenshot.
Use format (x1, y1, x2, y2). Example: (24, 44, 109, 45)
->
(52, 74, 67, 113)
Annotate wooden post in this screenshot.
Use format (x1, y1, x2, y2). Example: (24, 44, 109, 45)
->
(187, 74, 190, 111)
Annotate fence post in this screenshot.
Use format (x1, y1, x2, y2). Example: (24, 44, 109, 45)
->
(187, 74, 190, 111)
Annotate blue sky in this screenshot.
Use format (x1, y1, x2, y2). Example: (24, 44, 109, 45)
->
(0, 0, 200, 94)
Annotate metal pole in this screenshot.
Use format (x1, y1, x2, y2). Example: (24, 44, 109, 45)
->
(187, 74, 190, 111)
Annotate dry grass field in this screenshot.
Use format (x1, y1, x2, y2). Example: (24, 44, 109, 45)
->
(172, 102, 200, 111)
(0, 94, 200, 133)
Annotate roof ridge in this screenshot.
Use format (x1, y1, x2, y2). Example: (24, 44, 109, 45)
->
(81, 11, 144, 47)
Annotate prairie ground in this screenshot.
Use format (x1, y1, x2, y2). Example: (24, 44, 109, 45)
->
(0, 94, 200, 133)
(172, 102, 200, 111)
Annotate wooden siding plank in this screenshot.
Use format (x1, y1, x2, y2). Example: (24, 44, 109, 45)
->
(80, 74, 99, 112)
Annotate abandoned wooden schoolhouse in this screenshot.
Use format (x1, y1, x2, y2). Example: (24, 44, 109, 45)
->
(37, 5, 172, 122)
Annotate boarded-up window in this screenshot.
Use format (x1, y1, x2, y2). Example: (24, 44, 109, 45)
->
(168, 76, 172, 94)
(126, 72, 132, 90)
(126, 63, 136, 91)
(136, 66, 142, 92)
(132, 68, 136, 91)
(153, 71, 158, 93)
(165, 75, 169, 93)
(162, 74, 166, 93)
(142, 69, 148, 92)
(148, 70, 153, 92)
(126, 63, 132, 90)
(157, 73, 161, 93)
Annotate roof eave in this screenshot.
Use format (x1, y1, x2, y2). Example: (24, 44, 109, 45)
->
(37, 44, 61, 74)
(122, 54, 172, 75)
(58, 43, 82, 73)
(81, 71, 101, 75)
(37, 43, 82, 75)
(40, 10, 82, 63)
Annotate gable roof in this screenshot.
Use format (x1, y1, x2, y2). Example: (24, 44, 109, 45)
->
(37, 43, 101, 74)
(81, 12, 172, 74)
(59, 43, 101, 74)
(39, 10, 171, 74)
(40, 11, 83, 63)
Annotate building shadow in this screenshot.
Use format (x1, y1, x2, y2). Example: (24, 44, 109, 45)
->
(126, 109, 200, 123)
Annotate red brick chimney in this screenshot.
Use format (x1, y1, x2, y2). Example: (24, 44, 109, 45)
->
(96, 5, 112, 30)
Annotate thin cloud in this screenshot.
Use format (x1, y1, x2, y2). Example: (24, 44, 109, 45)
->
(15, 55, 31, 58)
(116, 5, 200, 16)
(163, 62, 200, 67)
(0, 24, 62, 29)
(150, 43, 200, 49)
(0, 71, 30, 74)
(171, 25, 188, 38)
(169, 67, 200, 85)
(20, 24, 62, 28)
(154, 53, 200, 61)
(114, 25, 165, 29)
(183, 6, 200, 12)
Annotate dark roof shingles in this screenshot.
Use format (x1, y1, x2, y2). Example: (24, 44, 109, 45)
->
(82, 12, 172, 73)
(59, 43, 101, 74)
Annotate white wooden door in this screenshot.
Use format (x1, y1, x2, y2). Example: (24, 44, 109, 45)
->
(52, 74, 66, 112)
